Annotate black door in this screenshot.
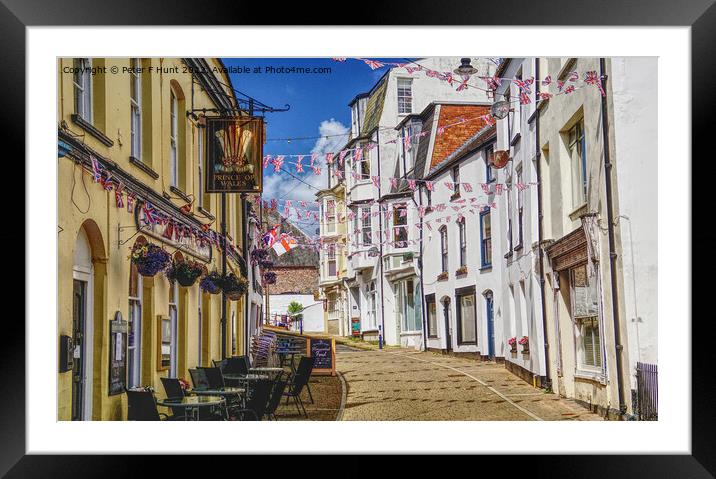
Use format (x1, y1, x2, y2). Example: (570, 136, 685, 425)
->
(443, 300, 452, 352)
(72, 279, 86, 421)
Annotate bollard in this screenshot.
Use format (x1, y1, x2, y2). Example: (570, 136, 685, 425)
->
(378, 325, 383, 349)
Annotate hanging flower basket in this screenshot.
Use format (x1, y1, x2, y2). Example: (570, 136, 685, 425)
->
(200, 271, 223, 294)
(222, 272, 249, 300)
(508, 337, 518, 353)
(263, 271, 277, 285)
(166, 259, 204, 287)
(130, 243, 171, 277)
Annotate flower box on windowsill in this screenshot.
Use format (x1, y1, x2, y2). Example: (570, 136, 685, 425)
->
(437, 272, 449, 282)
(455, 266, 468, 277)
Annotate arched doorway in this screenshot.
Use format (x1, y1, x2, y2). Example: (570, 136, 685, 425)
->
(72, 228, 94, 421)
(441, 296, 452, 352)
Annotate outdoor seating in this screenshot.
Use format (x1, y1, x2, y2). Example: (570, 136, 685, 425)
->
(283, 356, 315, 418)
(224, 356, 249, 375)
(127, 389, 185, 421)
(233, 378, 273, 421)
(200, 367, 225, 389)
(189, 368, 210, 390)
(264, 379, 288, 420)
(160, 377, 187, 418)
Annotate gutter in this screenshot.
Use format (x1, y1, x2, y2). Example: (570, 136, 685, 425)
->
(599, 58, 627, 416)
(376, 129, 387, 348)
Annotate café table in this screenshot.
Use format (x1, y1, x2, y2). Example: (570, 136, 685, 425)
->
(275, 349, 304, 373)
(156, 395, 226, 421)
(249, 367, 284, 380)
(190, 386, 247, 411)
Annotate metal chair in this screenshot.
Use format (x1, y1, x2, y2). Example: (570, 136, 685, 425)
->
(283, 356, 315, 418)
(265, 379, 288, 420)
(189, 368, 210, 390)
(127, 389, 185, 421)
(160, 377, 186, 418)
(231, 379, 272, 421)
(200, 367, 225, 389)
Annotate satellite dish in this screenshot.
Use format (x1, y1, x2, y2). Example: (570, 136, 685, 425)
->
(491, 100, 511, 120)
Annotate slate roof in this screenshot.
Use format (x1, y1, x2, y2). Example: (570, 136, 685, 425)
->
(361, 77, 388, 135)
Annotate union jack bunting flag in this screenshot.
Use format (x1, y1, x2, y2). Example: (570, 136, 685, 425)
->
(390, 177, 398, 188)
(408, 179, 417, 191)
(514, 77, 534, 95)
(418, 206, 426, 218)
(90, 155, 102, 182)
(405, 66, 420, 74)
(539, 92, 554, 101)
(300, 200, 306, 207)
(347, 211, 355, 220)
(325, 152, 334, 165)
(310, 153, 318, 167)
(403, 133, 411, 151)
(568, 71, 579, 82)
(371, 176, 380, 188)
(263, 155, 271, 169)
(437, 126, 446, 135)
(557, 80, 565, 92)
(270, 199, 278, 210)
(444, 181, 454, 191)
(481, 183, 491, 194)
(519, 93, 531, 105)
(100, 172, 114, 191)
(142, 202, 161, 225)
(362, 210, 371, 219)
(495, 183, 504, 195)
(114, 183, 124, 208)
(425, 181, 434, 192)
(354, 148, 363, 163)
(426, 221, 432, 231)
(399, 208, 407, 217)
(463, 183, 473, 193)
(442, 72, 455, 86)
(456, 80, 469, 92)
(295, 156, 304, 173)
(126, 193, 136, 213)
(542, 75, 552, 86)
(516, 182, 528, 191)
(564, 85, 575, 95)
(338, 150, 348, 163)
(334, 170, 344, 180)
(312, 166, 321, 176)
(584, 71, 606, 97)
(363, 59, 384, 70)
(484, 115, 496, 127)
(272, 155, 285, 172)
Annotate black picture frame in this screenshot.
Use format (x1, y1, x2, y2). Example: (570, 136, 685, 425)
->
(9, 0, 712, 474)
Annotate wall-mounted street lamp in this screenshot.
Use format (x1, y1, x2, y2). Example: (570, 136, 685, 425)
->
(453, 58, 478, 82)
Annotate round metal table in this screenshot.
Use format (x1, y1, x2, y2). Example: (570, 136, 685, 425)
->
(249, 367, 284, 380)
(156, 395, 226, 421)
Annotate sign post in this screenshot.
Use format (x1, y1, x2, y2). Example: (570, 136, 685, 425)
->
(205, 114, 264, 359)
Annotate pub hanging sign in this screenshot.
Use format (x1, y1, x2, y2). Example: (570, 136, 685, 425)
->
(205, 116, 264, 193)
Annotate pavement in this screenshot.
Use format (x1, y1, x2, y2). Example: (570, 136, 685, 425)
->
(336, 345, 604, 421)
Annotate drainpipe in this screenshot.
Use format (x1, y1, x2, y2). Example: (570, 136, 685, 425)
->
(376, 130, 386, 348)
(414, 184, 428, 351)
(534, 58, 551, 389)
(599, 58, 627, 416)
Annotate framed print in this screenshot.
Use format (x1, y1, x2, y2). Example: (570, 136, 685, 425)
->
(13, 0, 715, 475)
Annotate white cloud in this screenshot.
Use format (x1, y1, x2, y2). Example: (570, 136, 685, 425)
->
(262, 118, 349, 237)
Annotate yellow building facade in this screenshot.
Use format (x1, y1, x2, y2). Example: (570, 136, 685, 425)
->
(317, 181, 349, 336)
(57, 58, 254, 420)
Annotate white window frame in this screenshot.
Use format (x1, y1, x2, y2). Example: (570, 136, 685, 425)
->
(367, 282, 377, 330)
(440, 226, 448, 273)
(326, 243, 337, 278)
(569, 119, 587, 208)
(397, 78, 413, 115)
(170, 91, 179, 188)
(130, 58, 142, 161)
(197, 127, 204, 209)
(168, 281, 178, 378)
(570, 264, 604, 373)
(73, 58, 92, 122)
(393, 204, 408, 247)
(127, 270, 142, 389)
(324, 198, 336, 234)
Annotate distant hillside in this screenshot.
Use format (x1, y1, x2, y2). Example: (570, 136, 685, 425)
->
(264, 209, 319, 268)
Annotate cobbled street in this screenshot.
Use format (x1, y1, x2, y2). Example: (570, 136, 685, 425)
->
(336, 345, 603, 421)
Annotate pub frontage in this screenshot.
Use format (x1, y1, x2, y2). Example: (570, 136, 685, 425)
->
(57, 57, 260, 420)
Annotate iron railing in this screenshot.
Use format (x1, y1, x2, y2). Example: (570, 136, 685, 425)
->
(636, 362, 658, 420)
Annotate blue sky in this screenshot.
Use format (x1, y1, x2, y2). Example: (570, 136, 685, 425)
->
(222, 57, 399, 236)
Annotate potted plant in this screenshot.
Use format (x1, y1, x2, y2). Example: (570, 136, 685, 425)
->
(437, 271, 449, 281)
(130, 243, 171, 277)
(508, 337, 518, 353)
(455, 265, 468, 277)
(519, 336, 530, 353)
(200, 270, 223, 294)
(166, 259, 204, 287)
(222, 272, 249, 300)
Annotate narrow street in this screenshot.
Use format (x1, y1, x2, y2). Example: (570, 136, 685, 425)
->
(336, 345, 603, 421)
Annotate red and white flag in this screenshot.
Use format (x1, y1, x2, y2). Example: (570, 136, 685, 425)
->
(272, 234, 298, 257)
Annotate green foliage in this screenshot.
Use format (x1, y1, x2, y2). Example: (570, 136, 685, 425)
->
(287, 301, 304, 316)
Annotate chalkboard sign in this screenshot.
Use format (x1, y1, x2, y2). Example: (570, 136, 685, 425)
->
(308, 338, 335, 376)
(108, 312, 128, 396)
